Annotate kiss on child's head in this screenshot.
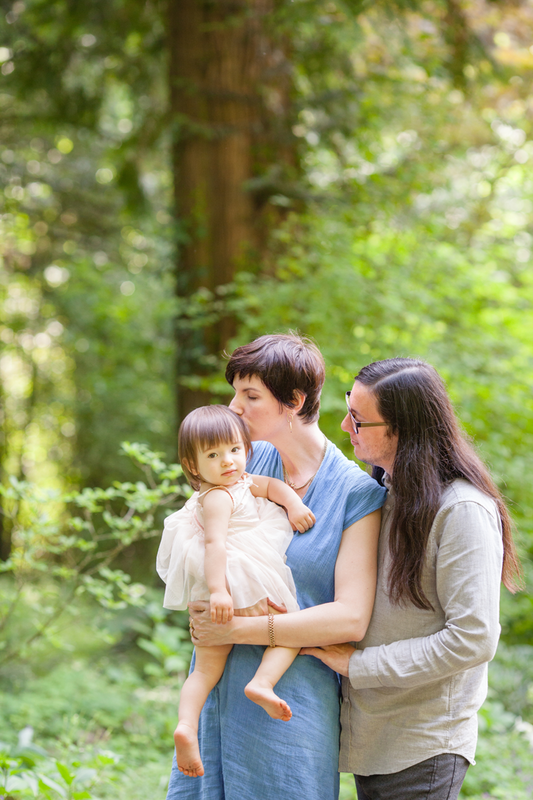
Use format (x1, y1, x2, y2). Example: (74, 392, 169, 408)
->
(178, 405, 253, 491)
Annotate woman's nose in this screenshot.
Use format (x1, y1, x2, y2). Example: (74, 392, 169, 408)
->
(229, 397, 242, 414)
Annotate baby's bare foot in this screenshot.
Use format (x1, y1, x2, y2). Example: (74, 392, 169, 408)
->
(174, 722, 204, 777)
(245, 681, 292, 721)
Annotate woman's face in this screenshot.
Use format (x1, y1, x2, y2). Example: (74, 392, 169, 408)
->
(228, 374, 286, 442)
(341, 381, 398, 475)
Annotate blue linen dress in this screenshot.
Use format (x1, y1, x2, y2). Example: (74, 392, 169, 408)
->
(165, 440, 387, 800)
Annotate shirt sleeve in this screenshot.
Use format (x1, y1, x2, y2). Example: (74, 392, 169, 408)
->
(343, 469, 387, 531)
(348, 499, 504, 689)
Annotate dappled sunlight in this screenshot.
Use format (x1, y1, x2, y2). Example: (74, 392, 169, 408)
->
(2, 0, 533, 796)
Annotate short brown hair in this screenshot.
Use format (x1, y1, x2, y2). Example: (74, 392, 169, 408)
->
(225, 333, 325, 423)
(178, 405, 253, 490)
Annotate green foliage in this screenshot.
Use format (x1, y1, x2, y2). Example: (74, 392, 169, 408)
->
(137, 620, 193, 680)
(2, 1, 533, 797)
(460, 699, 533, 799)
(0, 443, 186, 667)
(0, 725, 122, 800)
(0, 583, 190, 799)
(0, 0, 175, 490)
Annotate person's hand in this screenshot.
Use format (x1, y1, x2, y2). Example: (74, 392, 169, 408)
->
(188, 600, 210, 618)
(299, 642, 355, 677)
(209, 590, 234, 624)
(188, 601, 235, 646)
(286, 501, 316, 533)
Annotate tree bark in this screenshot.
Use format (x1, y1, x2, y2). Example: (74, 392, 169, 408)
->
(167, 0, 295, 425)
(443, 0, 470, 89)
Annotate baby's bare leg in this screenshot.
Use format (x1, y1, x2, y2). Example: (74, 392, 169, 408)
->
(174, 644, 232, 777)
(245, 646, 299, 721)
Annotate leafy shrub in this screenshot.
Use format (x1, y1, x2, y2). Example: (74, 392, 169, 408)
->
(0, 726, 122, 799)
(0, 444, 188, 670)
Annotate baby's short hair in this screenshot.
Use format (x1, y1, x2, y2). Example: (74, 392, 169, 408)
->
(178, 405, 253, 490)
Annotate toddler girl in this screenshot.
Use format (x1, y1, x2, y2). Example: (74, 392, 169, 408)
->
(156, 405, 315, 778)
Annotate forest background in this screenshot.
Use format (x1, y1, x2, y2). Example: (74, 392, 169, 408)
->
(2, 0, 533, 798)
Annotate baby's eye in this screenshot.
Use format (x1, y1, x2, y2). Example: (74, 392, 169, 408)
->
(207, 452, 218, 459)
(231, 446, 241, 453)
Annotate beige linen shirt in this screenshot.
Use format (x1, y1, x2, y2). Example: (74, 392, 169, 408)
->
(339, 478, 504, 776)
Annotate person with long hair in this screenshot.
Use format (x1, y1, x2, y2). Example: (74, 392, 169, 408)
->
(165, 333, 387, 800)
(302, 357, 523, 800)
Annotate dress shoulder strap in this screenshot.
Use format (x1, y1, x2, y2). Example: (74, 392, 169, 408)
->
(198, 484, 235, 510)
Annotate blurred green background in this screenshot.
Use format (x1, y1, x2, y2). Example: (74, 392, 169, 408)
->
(1, 1, 533, 797)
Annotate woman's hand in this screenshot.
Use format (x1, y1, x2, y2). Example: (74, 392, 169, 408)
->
(189, 601, 236, 646)
(299, 642, 356, 677)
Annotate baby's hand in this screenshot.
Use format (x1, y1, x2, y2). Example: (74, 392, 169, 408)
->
(209, 590, 234, 624)
(287, 502, 316, 533)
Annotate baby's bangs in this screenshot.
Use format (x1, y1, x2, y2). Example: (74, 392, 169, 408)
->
(195, 418, 246, 453)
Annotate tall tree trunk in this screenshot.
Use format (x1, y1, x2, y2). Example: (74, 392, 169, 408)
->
(168, 0, 295, 425)
(443, 0, 470, 89)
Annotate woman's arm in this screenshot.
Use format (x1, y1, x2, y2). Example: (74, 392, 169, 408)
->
(202, 489, 234, 624)
(190, 508, 381, 648)
(304, 500, 504, 685)
(344, 500, 504, 689)
(249, 474, 315, 532)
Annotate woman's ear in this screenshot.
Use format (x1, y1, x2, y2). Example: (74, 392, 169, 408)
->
(291, 390, 306, 413)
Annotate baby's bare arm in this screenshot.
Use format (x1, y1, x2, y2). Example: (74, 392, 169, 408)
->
(202, 490, 234, 623)
(249, 474, 315, 532)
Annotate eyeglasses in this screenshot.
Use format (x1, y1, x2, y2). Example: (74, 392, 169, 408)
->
(345, 391, 388, 435)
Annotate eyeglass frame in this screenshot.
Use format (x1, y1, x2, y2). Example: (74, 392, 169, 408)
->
(345, 391, 389, 435)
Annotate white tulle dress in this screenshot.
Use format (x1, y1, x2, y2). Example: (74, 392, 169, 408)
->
(156, 474, 299, 614)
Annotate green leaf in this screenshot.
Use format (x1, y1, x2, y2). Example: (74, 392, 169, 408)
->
(55, 761, 74, 785)
(39, 773, 68, 797)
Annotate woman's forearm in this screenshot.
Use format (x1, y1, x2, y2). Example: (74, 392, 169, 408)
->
(192, 599, 368, 649)
(191, 513, 379, 649)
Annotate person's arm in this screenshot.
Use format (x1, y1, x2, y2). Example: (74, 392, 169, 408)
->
(248, 474, 316, 532)
(202, 489, 234, 624)
(305, 500, 504, 686)
(190, 508, 381, 647)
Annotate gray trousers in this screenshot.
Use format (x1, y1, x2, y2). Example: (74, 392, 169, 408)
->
(355, 753, 469, 800)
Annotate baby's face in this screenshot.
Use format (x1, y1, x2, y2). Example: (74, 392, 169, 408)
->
(195, 438, 247, 488)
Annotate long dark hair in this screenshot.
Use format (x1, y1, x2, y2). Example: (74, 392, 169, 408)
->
(355, 357, 523, 609)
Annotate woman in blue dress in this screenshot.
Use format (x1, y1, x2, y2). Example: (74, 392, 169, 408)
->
(165, 333, 387, 800)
